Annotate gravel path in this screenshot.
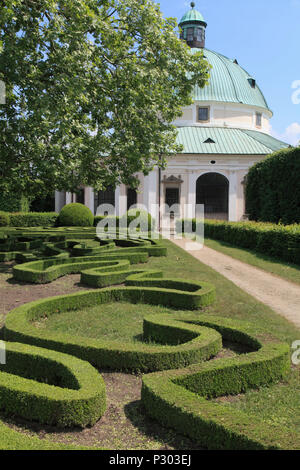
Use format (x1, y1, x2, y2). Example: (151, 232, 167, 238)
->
(172, 238, 300, 329)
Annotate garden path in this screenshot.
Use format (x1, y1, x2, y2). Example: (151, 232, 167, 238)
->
(172, 238, 300, 329)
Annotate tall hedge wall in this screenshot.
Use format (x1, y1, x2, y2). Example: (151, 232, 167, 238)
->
(0, 194, 29, 213)
(246, 147, 300, 224)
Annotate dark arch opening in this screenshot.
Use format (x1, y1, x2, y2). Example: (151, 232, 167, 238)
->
(196, 173, 229, 220)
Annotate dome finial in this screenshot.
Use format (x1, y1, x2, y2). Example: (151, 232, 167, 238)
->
(191, 2, 196, 8)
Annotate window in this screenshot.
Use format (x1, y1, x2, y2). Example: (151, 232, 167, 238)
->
(187, 27, 194, 42)
(256, 113, 262, 127)
(248, 78, 256, 88)
(198, 106, 210, 122)
(165, 188, 180, 208)
(195, 28, 204, 42)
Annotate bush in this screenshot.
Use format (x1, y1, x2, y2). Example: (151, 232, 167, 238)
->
(4, 278, 216, 372)
(141, 314, 290, 450)
(0, 193, 29, 212)
(246, 147, 300, 225)
(124, 209, 154, 231)
(0, 211, 10, 227)
(176, 218, 300, 265)
(9, 212, 58, 227)
(0, 342, 106, 428)
(58, 203, 94, 227)
(94, 210, 154, 231)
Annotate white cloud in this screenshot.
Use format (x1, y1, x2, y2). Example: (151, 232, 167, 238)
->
(270, 122, 300, 146)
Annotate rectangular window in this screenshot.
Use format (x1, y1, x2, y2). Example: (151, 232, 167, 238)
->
(187, 27, 194, 42)
(256, 113, 262, 127)
(198, 106, 210, 122)
(196, 28, 203, 42)
(165, 188, 179, 208)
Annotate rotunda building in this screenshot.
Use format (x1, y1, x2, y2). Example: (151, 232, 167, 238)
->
(55, 3, 289, 225)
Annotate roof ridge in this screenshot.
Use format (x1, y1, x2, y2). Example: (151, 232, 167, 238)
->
(239, 129, 274, 153)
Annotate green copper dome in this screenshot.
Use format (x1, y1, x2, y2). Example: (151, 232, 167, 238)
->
(179, 5, 206, 26)
(192, 48, 272, 113)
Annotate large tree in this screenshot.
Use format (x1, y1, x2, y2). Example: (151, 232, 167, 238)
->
(0, 0, 209, 198)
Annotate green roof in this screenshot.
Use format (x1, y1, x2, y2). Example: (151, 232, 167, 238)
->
(176, 127, 290, 155)
(192, 49, 271, 112)
(179, 8, 206, 25)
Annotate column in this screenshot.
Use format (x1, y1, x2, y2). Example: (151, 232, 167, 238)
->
(229, 171, 238, 222)
(66, 192, 72, 205)
(55, 191, 62, 213)
(144, 170, 158, 221)
(84, 187, 94, 214)
(186, 172, 198, 219)
(115, 185, 127, 217)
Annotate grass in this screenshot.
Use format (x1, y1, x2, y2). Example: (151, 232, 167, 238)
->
(34, 300, 176, 343)
(1, 236, 300, 449)
(204, 237, 300, 285)
(213, 367, 300, 433)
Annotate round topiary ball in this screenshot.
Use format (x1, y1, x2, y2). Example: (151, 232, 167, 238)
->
(58, 203, 94, 227)
(0, 211, 10, 227)
(124, 208, 154, 231)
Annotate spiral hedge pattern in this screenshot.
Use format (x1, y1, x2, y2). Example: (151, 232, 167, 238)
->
(0, 228, 291, 449)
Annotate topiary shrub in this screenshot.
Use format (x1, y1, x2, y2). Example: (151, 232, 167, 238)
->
(0, 211, 10, 227)
(123, 208, 154, 231)
(9, 212, 58, 227)
(0, 194, 29, 212)
(58, 203, 94, 227)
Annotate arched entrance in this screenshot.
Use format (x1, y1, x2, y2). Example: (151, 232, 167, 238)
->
(196, 173, 229, 220)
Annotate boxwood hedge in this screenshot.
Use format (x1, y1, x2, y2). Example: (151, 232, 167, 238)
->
(176, 218, 300, 265)
(0, 342, 106, 428)
(4, 277, 217, 372)
(141, 314, 291, 450)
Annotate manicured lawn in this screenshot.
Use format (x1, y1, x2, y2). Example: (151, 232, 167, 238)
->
(204, 237, 300, 285)
(213, 367, 300, 441)
(35, 301, 176, 343)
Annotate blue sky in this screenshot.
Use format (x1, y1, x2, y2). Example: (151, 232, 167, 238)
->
(153, 0, 300, 145)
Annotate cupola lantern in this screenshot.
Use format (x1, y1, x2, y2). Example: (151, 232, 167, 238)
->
(179, 2, 207, 49)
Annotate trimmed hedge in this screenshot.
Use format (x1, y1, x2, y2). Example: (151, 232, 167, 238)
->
(10, 232, 167, 284)
(246, 147, 300, 225)
(0, 342, 106, 428)
(58, 203, 94, 227)
(0, 193, 29, 213)
(141, 314, 291, 450)
(0, 212, 10, 227)
(81, 265, 162, 288)
(176, 218, 300, 265)
(4, 278, 216, 372)
(13, 252, 149, 283)
(9, 212, 58, 227)
(94, 210, 154, 231)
